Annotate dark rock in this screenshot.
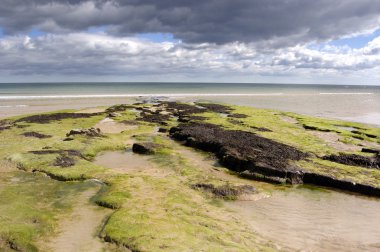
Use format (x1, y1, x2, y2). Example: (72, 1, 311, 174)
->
(251, 126, 272, 132)
(178, 115, 206, 123)
(53, 155, 76, 167)
(161, 102, 207, 116)
(362, 148, 380, 154)
(132, 142, 160, 154)
(227, 113, 248, 118)
(105, 104, 134, 113)
(137, 112, 170, 125)
(22, 131, 52, 139)
(66, 127, 103, 137)
(323, 153, 380, 169)
(303, 125, 332, 132)
(16, 112, 101, 124)
(170, 122, 308, 182)
(195, 103, 233, 113)
(63, 137, 74, 141)
(158, 127, 168, 133)
(303, 172, 380, 197)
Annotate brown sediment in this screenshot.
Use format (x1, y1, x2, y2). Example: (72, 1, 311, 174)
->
(22, 131, 52, 139)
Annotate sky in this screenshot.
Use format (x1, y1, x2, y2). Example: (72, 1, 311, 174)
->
(0, 0, 380, 84)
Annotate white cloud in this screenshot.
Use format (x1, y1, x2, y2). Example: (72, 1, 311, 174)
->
(0, 32, 380, 83)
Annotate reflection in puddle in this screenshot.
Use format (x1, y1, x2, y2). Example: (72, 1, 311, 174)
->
(226, 186, 380, 251)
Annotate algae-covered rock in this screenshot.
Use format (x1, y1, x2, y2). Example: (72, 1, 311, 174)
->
(132, 142, 160, 154)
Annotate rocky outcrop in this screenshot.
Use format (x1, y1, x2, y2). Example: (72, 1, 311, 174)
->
(66, 128, 103, 137)
(170, 122, 308, 184)
(323, 153, 380, 169)
(132, 142, 160, 154)
(170, 122, 380, 196)
(16, 112, 101, 124)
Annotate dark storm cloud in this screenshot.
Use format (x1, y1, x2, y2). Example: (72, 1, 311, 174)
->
(1, 0, 380, 46)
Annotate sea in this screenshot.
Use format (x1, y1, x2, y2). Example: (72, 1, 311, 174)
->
(0, 82, 379, 126)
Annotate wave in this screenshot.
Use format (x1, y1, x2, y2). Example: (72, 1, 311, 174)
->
(0, 93, 284, 100)
(319, 92, 373, 95)
(0, 105, 28, 108)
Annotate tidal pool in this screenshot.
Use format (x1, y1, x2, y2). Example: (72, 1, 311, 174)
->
(226, 186, 380, 251)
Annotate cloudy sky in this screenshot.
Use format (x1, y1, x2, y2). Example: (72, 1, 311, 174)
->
(1, 0, 380, 84)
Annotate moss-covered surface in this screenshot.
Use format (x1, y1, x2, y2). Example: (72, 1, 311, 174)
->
(0, 102, 379, 251)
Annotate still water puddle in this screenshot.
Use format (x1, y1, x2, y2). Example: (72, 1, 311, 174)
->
(94, 150, 153, 172)
(226, 186, 380, 251)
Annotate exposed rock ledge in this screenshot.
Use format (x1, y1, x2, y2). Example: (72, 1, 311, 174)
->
(170, 122, 380, 197)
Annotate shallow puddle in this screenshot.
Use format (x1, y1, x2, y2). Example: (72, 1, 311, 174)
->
(93, 150, 172, 179)
(94, 150, 154, 172)
(226, 186, 380, 251)
(94, 118, 137, 133)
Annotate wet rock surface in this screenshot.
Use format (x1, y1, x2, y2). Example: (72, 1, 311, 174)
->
(323, 153, 380, 169)
(16, 112, 102, 124)
(105, 104, 134, 113)
(132, 142, 160, 154)
(137, 112, 170, 125)
(66, 128, 103, 137)
(170, 122, 308, 183)
(191, 183, 256, 199)
(195, 103, 232, 113)
(161, 102, 206, 116)
(22, 131, 52, 139)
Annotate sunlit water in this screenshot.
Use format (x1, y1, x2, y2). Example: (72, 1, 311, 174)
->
(1, 83, 379, 126)
(226, 186, 380, 251)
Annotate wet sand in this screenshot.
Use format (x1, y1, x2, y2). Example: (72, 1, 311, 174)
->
(43, 182, 112, 252)
(226, 187, 380, 251)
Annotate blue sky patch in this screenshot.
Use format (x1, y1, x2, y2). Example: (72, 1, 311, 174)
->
(135, 33, 179, 43)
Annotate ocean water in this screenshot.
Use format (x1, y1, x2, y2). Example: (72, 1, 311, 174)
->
(0, 82, 379, 125)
